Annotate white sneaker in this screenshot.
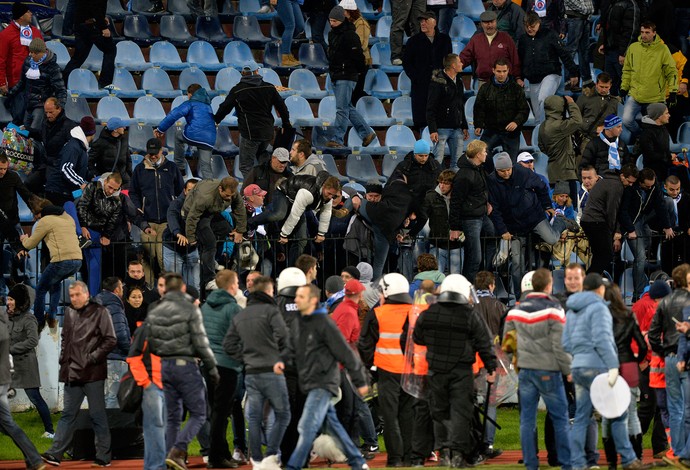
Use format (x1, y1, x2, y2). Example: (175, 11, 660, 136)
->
(202, 455, 209, 464)
(261, 455, 282, 470)
(391, 58, 403, 66)
(42, 431, 55, 439)
(251, 458, 264, 470)
(257, 5, 271, 13)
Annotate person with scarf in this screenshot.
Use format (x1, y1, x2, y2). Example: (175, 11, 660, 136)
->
(124, 285, 148, 336)
(581, 114, 633, 175)
(0, 2, 43, 94)
(6, 38, 66, 133)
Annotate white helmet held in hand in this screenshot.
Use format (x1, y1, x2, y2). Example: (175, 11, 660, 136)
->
(277, 267, 308, 295)
(437, 274, 477, 305)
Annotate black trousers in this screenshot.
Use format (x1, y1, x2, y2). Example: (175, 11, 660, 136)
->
(428, 368, 474, 457)
(204, 366, 238, 464)
(63, 23, 116, 88)
(638, 367, 668, 454)
(581, 220, 614, 275)
(410, 398, 435, 461)
(378, 369, 414, 464)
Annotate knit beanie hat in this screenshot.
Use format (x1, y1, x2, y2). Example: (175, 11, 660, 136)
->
(28, 38, 46, 54)
(648, 280, 671, 300)
(80, 116, 96, 136)
(329, 6, 346, 22)
(647, 103, 667, 121)
(603, 114, 622, 130)
(342, 266, 361, 280)
(493, 152, 512, 170)
(8, 284, 30, 311)
(553, 180, 570, 196)
(325, 275, 345, 294)
(12, 2, 30, 20)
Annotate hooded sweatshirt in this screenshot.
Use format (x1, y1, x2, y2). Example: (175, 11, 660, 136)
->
(292, 154, 327, 177)
(45, 126, 90, 197)
(156, 88, 216, 149)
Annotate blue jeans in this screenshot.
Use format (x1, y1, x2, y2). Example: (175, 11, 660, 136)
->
(143, 382, 167, 470)
(24, 387, 54, 434)
(174, 130, 212, 179)
(518, 369, 571, 470)
(105, 359, 128, 409)
(459, 218, 484, 283)
(162, 359, 208, 452)
(163, 246, 200, 294)
(622, 96, 647, 143)
(0, 384, 43, 468)
(481, 129, 520, 161)
(604, 50, 624, 96)
(528, 75, 561, 124)
(572, 368, 636, 468)
(431, 245, 462, 275)
(286, 388, 365, 470)
(354, 394, 378, 448)
(33, 258, 82, 326)
(433, 129, 464, 169)
(563, 17, 592, 82)
(276, 0, 305, 55)
(436, 5, 456, 36)
(665, 355, 688, 455)
(83, 228, 104, 296)
(245, 372, 291, 461)
(326, 80, 373, 145)
(627, 215, 653, 299)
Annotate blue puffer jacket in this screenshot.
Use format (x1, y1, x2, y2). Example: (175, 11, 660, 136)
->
(488, 164, 552, 236)
(156, 88, 216, 149)
(562, 291, 619, 370)
(94, 290, 131, 361)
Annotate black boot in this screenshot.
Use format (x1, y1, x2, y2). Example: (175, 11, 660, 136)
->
(603, 437, 618, 469)
(630, 434, 643, 459)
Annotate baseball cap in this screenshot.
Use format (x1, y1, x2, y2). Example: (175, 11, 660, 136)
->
(106, 116, 128, 130)
(345, 279, 365, 295)
(517, 152, 534, 163)
(272, 147, 290, 163)
(243, 184, 267, 198)
(241, 61, 260, 73)
(146, 138, 162, 155)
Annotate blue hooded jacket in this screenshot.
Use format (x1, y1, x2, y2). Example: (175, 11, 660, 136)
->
(562, 291, 619, 370)
(157, 88, 216, 149)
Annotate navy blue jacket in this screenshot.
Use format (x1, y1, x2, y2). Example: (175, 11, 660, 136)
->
(94, 290, 130, 361)
(45, 127, 90, 197)
(163, 193, 197, 255)
(488, 164, 552, 235)
(129, 158, 185, 224)
(619, 181, 672, 234)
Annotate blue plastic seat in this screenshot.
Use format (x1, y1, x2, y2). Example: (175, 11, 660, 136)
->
(391, 96, 413, 126)
(215, 125, 240, 156)
(363, 68, 401, 99)
(677, 121, 690, 147)
(82, 45, 104, 72)
(374, 16, 392, 44)
(115, 40, 152, 71)
(112, 68, 146, 98)
(0, 97, 13, 124)
(346, 154, 386, 184)
(142, 67, 183, 98)
(450, 15, 478, 42)
(239, 0, 277, 19)
(211, 154, 231, 178)
(284, 95, 321, 127)
(215, 67, 242, 92)
(356, 96, 396, 126)
(298, 43, 329, 74)
(186, 41, 225, 71)
(356, 0, 383, 20)
(257, 67, 295, 98)
(178, 67, 212, 92)
(123, 14, 159, 46)
(17, 194, 33, 223)
(149, 41, 187, 70)
(460, 0, 486, 22)
(128, 123, 154, 153)
(46, 40, 70, 70)
(133, 96, 167, 125)
(131, 153, 145, 170)
(465, 95, 475, 127)
(51, 14, 75, 45)
(160, 14, 195, 46)
(96, 96, 131, 123)
(370, 42, 402, 73)
(318, 96, 336, 124)
(64, 96, 93, 122)
(385, 125, 416, 153)
(196, 16, 231, 46)
(262, 41, 281, 68)
(67, 69, 108, 98)
(534, 151, 549, 182)
(167, 0, 193, 19)
(347, 128, 386, 154)
(287, 68, 327, 99)
(519, 132, 536, 152)
(219, 0, 240, 21)
(382, 153, 405, 178)
(107, 0, 133, 21)
(223, 41, 258, 69)
(233, 16, 271, 47)
(211, 96, 238, 126)
(397, 70, 411, 95)
(318, 154, 348, 183)
(171, 95, 189, 112)
(452, 39, 467, 56)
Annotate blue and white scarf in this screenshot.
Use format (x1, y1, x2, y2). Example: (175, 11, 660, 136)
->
(600, 132, 620, 170)
(26, 53, 46, 80)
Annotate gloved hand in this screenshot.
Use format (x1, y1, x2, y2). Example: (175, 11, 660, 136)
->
(209, 367, 221, 385)
(608, 368, 619, 387)
(668, 92, 678, 107)
(619, 89, 628, 99)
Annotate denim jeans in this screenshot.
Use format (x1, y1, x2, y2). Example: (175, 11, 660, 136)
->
(174, 130, 212, 179)
(143, 382, 167, 470)
(163, 246, 200, 293)
(665, 355, 688, 455)
(24, 387, 54, 433)
(48, 381, 111, 464)
(245, 372, 291, 461)
(276, 0, 305, 55)
(33, 258, 81, 326)
(563, 17, 591, 82)
(162, 359, 208, 452)
(481, 129, 520, 161)
(431, 245, 462, 275)
(602, 386, 642, 437)
(572, 368, 636, 468)
(627, 214, 653, 299)
(436, 5, 457, 36)
(518, 369, 571, 470)
(433, 129, 464, 169)
(0, 384, 43, 468)
(238, 136, 270, 180)
(62, 0, 76, 35)
(105, 359, 129, 409)
(622, 96, 646, 143)
(459, 218, 484, 283)
(604, 50, 624, 96)
(286, 388, 365, 470)
(326, 80, 374, 145)
(84, 228, 103, 296)
(354, 394, 378, 448)
(528, 75, 562, 124)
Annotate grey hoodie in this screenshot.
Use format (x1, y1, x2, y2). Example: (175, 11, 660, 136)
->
(293, 154, 327, 177)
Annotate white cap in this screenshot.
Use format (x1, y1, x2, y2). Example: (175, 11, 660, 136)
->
(277, 267, 308, 293)
(517, 152, 534, 163)
(521, 271, 535, 292)
(339, 0, 358, 10)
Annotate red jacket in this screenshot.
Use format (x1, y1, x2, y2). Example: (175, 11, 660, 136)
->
(331, 297, 361, 348)
(0, 22, 43, 89)
(459, 31, 520, 81)
(631, 292, 658, 361)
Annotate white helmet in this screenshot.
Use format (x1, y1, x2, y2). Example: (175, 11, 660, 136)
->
(277, 268, 308, 295)
(437, 274, 477, 305)
(378, 273, 411, 302)
(521, 271, 535, 293)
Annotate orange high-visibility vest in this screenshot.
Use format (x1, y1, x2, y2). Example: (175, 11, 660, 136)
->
(374, 304, 411, 374)
(649, 354, 666, 389)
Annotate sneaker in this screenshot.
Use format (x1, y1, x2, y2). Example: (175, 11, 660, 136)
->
(166, 447, 189, 470)
(429, 451, 439, 462)
(485, 447, 503, 459)
(391, 58, 403, 66)
(623, 460, 652, 470)
(42, 431, 55, 439)
(411, 459, 425, 468)
(362, 132, 377, 147)
(653, 451, 668, 459)
(257, 4, 271, 13)
(232, 450, 248, 465)
(362, 445, 379, 453)
(251, 458, 264, 470)
(207, 459, 239, 469)
(78, 235, 92, 249)
(28, 464, 47, 470)
(103, 84, 120, 92)
(450, 455, 469, 468)
(325, 141, 345, 148)
(41, 453, 61, 466)
(260, 455, 281, 470)
(91, 460, 111, 467)
(667, 449, 677, 459)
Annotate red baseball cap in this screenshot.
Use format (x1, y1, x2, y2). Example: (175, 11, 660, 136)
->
(243, 184, 267, 198)
(344, 279, 365, 295)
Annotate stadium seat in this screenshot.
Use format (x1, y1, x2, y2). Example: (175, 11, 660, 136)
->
(318, 96, 336, 124)
(320, 154, 349, 184)
(17, 194, 33, 223)
(107, 0, 132, 21)
(178, 67, 213, 92)
(285, 95, 321, 127)
(219, 0, 240, 21)
(363, 69, 401, 99)
(128, 123, 154, 154)
(131, 0, 168, 18)
(150, 41, 187, 70)
(133, 96, 167, 125)
(142, 68, 183, 98)
(215, 67, 242, 92)
(115, 40, 152, 71)
(111, 68, 146, 98)
(46, 40, 70, 70)
(262, 41, 281, 69)
(211, 154, 231, 178)
(450, 15, 478, 42)
(233, 16, 271, 47)
(357, 0, 383, 20)
(636, 155, 644, 171)
(82, 45, 104, 72)
(196, 16, 232, 46)
(166, 153, 193, 179)
(397, 70, 411, 95)
(311, 125, 350, 154)
(239, 0, 277, 19)
(223, 41, 258, 69)
(160, 14, 195, 46)
(131, 153, 145, 170)
(64, 96, 93, 122)
(534, 151, 549, 182)
(167, 0, 193, 19)
(298, 43, 329, 74)
(287, 69, 328, 99)
(67, 69, 108, 98)
(96, 96, 131, 123)
(382, 152, 404, 178)
(123, 14, 160, 46)
(356, 96, 396, 126)
(519, 132, 537, 153)
(187, 41, 225, 71)
(370, 42, 402, 73)
(391, 96, 413, 126)
(385, 125, 416, 153)
(0, 97, 13, 125)
(551, 269, 566, 294)
(51, 15, 75, 45)
(346, 154, 386, 184)
(347, 128, 387, 154)
(170, 95, 189, 112)
(461, 0, 485, 22)
(257, 67, 294, 98)
(452, 39, 467, 56)
(464, 96, 476, 127)
(677, 121, 690, 147)
(373, 16, 392, 43)
(215, 125, 240, 156)
(211, 96, 238, 126)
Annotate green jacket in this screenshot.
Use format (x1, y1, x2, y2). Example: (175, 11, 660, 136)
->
(181, 178, 247, 244)
(622, 35, 678, 104)
(539, 96, 583, 182)
(201, 289, 242, 371)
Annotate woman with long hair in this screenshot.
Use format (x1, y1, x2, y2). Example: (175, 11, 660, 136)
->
(124, 286, 148, 336)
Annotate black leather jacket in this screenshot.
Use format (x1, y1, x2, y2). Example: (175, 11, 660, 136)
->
(648, 289, 690, 356)
(613, 314, 647, 363)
